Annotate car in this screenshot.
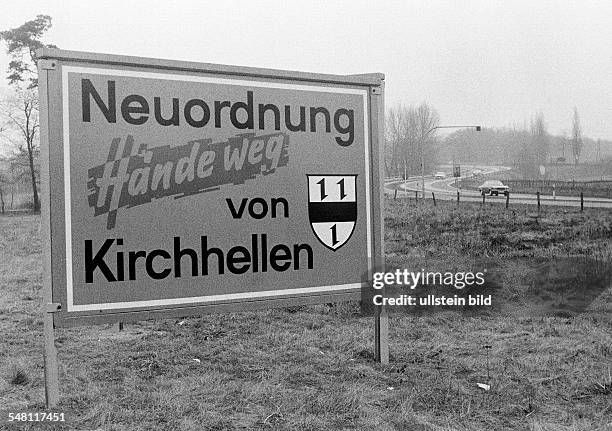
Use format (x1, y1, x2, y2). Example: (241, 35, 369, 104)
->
(478, 180, 509, 196)
(472, 169, 483, 176)
(434, 172, 446, 179)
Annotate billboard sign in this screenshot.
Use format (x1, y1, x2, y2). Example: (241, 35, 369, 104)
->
(38, 50, 385, 326)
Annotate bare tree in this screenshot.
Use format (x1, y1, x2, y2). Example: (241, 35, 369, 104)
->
(512, 114, 550, 178)
(0, 90, 40, 211)
(0, 156, 25, 210)
(385, 102, 439, 178)
(0, 168, 6, 214)
(385, 105, 407, 177)
(414, 102, 440, 176)
(559, 130, 568, 162)
(571, 107, 582, 165)
(531, 113, 549, 167)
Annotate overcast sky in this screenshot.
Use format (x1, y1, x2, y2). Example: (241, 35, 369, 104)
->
(2, 0, 611, 140)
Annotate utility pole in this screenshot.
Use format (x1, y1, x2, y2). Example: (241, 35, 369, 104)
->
(404, 159, 407, 197)
(597, 139, 601, 163)
(420, 144, 425, 198)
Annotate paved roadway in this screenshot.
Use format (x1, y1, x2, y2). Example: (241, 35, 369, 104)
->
(384, 165, 612, 209)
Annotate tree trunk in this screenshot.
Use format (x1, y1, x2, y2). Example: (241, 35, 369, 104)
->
(27, 141, 40, 212)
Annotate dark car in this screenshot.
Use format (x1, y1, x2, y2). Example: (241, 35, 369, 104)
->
(478, 180, 509, 196)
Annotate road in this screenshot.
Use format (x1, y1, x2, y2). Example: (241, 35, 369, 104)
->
(384, 165, 612, 209)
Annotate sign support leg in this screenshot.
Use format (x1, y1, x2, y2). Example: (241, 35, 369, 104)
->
(43, 306, 60, 408)
(368, 81, 388, 365)
(38, 59, 60, 409)
(375, 304, 389, 364)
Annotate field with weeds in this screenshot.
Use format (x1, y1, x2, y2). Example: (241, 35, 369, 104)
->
(1, 200, 611, 430)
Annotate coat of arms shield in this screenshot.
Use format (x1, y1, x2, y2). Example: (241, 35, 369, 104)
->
(307, 175, 357, 251)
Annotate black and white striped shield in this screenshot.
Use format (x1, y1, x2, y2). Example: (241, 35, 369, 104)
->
(307, 175, 357, 251)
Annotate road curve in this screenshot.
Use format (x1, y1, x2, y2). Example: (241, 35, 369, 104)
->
(384, 166, 612, 209)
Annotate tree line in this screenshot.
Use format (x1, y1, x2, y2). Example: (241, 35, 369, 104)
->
(386, 100, 609, 180)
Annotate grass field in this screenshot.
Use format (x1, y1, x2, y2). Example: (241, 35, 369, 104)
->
(1, 200, 611, 430)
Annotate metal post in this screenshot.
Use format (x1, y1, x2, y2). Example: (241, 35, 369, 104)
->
(457, 190, 460, 204)
(375, 304, 389, 365)
(39, 59, 60, 409)
(482, 192, 485, 205)
(43, 304, 60, 408)
(432, 192, 436, 206)
(506, 192, 510, 209)
(452, 144, 455, 179)
(537, 191, 541, 211)
(420, 145, 425, 199)
(404, 160, 407, 198)
(580, 192, 584, 212)
(371, 82, 389, 365)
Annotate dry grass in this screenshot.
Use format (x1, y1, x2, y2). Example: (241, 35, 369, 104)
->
(0, 202, 611, 430)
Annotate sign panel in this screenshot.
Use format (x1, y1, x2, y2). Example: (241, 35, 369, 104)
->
(38, 50, 384, 326)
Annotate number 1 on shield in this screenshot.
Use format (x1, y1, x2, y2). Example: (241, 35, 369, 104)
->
(337, 178, 346, 200)
(330, 224, 338, 246)
(317, 178, 327, 200)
